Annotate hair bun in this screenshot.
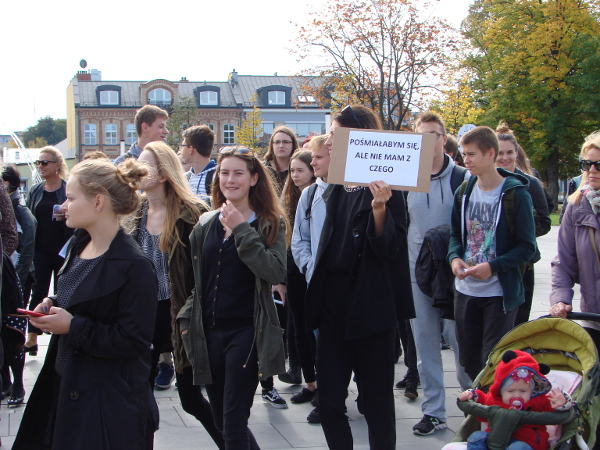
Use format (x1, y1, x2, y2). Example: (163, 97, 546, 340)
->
(496, 122, 513, 134)
(116, 159, 148, 191)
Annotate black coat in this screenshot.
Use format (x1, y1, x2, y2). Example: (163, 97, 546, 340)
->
(14, 229, 159, 450)
(305, 185, 415, 340)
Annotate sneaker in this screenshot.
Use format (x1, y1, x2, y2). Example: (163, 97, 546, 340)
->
(413, 415, 447, 436)
(291, 387, 317, 404)
(307, 407, 321, 423)
(404, 383, 418, 400)
(441, 337, 451, 350)
(395, 377, 420, 389)
(154, 363, 175, 390)
(278, 369, 302, 385)
(311, 390, 319, 407)
(262, 388, 288, 409)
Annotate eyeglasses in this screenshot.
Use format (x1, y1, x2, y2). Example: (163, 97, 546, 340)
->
(424, 131, 445, 140)
(273, 140, 293, 145)
(580, 160, 600, 171)
(341, 105, 363, 129)
(35, 160, 57, 167)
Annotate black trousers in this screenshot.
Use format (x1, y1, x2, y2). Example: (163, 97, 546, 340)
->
(454, 291, 517, 381)
(514, 266, 535, 326)
(286, 265, 316, 384)
(205, 326, 260, 450)
(176, 366, 225, 449)
(28, 250, 64, 334)
(149, 299, 173, 387)
(398, 320, 419, 383)
(317, 319, 396, 450)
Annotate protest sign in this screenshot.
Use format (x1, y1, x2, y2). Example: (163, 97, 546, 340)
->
(328, 128, 435, 192)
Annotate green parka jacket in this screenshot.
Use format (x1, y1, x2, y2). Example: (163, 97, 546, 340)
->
(177, 210, 286, 385)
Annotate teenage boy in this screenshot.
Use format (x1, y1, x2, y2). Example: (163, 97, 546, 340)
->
(180, 125, 216, 202)
(291, 134, 331, 424)
(409, 112, 472, 436)
(448, 126, 536, 381)
(114, 105, 169, 165)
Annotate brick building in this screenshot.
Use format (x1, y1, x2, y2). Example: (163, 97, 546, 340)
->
(66, 69, 330, 160)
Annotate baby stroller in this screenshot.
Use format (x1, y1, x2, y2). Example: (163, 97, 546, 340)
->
(449, 314, 600, 450)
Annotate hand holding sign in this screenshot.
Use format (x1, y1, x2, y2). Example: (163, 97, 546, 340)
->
(369, 181, 392, 210)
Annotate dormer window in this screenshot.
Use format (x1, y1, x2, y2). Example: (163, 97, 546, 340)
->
(200, 91, 218, 105)
(268, 91, 286, 105)
(96, 85, 122, 106)
(148, 88, 172, 107)
(195, 86, 221, 107)
(298, 95, 316, 103)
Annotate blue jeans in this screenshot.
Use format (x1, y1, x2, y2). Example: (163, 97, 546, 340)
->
(467, 430, 533, 450)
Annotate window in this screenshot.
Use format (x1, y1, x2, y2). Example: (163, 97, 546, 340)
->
(284, 122, 325, 138)
(105, 124, 117, 145)
(84, 124, 97, 145)
(200, 91, 218, 105)
(205, 123, 214, 131)
(126, 124, 137, 145)
(100, 90, 119, 105)
(148, 88, 172, 107)
(298, 95, 316, 103)
(223, 124, 235, 144)
(268, 91, 286, 105)
(262, 122, 274, 136)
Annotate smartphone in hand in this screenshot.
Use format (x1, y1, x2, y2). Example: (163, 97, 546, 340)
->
(17, 308, 48, 318)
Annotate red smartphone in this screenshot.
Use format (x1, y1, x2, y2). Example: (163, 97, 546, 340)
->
(16, 308, 47, 317)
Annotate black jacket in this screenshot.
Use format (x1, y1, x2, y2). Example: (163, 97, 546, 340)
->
(26, 179, 73, 244)
(305, 186, 415, 340)
(14, 229, 159, 450)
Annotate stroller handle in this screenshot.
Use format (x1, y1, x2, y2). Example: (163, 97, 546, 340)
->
(539, 312, 600, 322)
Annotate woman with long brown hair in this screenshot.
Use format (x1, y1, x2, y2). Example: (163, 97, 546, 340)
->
(178, 148, 287, 449)
(263, 126, 299, 191)
(273, 151, 319, 405)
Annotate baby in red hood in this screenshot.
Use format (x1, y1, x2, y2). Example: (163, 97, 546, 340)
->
(458, 350, 572, 450)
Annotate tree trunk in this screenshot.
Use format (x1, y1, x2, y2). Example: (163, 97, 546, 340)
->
(547, 147, 559, 213)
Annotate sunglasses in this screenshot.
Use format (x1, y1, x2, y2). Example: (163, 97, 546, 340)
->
(341, 105, 363, 129)
(219, 146, 252, 155)
(579, 160, 600, 171)
(35, 160, 57, 167)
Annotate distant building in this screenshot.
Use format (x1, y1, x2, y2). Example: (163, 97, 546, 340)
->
(66, 69, 330, 160)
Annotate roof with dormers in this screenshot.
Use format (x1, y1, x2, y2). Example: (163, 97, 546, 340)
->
(71, 73, 327, 109)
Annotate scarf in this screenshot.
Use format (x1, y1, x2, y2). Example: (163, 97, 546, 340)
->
(583, 184, 600, 214)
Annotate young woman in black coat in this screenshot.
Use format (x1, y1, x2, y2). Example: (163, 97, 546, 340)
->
(305, 105, 415, 449)
(14, 159, 159, 450)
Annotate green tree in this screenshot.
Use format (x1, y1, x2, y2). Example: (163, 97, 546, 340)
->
(462, 0, 600, 207)
(166, 97, 198, 149)
(22, 116, 66, 147)
(237, 97, 263, 152)
(295, 0, 459, 130)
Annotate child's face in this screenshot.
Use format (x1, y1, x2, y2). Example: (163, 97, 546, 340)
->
(501, 378, 532, 405)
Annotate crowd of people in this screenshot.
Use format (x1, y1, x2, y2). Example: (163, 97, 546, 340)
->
(0, 102, 598, 449)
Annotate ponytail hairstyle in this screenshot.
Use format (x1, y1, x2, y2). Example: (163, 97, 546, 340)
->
(141, 142, 205, 252)
(213, 148, 288, 247)
(280, 150, 315, 245)
(69, 159, 147, 216)
(496, 123, 533, 175)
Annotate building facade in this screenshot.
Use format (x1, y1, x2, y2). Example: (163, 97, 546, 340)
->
(66, 70, 330, 160)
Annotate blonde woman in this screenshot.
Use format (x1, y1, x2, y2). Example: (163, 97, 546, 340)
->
(24, 146, 73, 355)
(127, 142, 224, 448)
(14, 159, 158, 449)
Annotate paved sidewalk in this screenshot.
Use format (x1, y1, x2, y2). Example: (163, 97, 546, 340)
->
(1, 227, 573, 449)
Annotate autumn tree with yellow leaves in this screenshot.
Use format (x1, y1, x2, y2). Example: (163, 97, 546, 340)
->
(462, 0, 600, 206)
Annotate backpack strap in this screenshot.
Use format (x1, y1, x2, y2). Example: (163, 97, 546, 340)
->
(204, 169, 215, 196)
(304, 184, 319, 220)
(450, 165, 468, 194)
